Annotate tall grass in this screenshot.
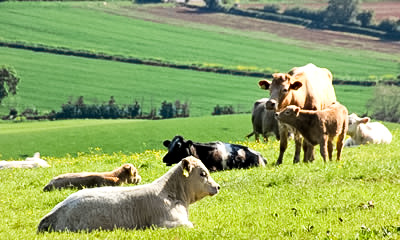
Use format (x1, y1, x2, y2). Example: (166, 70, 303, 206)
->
(0, 124, 399, 239)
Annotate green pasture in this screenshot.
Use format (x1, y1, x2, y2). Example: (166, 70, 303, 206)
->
(0, 1, 398, 80)
(0, 47, 374, 117)
(0, 123, 399, 239)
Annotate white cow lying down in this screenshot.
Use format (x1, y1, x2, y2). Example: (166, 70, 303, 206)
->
(0, 152, 49, 169)
(37, 156, 220, 232)
(345, 113, 392, 147)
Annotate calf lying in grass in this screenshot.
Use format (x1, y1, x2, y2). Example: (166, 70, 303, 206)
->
(276, 102, 348, 161)
(38, 156, 220, 232)
(43, 163, 141, 191)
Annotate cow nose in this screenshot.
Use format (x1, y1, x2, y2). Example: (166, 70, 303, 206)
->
(266, 100, 276, 110)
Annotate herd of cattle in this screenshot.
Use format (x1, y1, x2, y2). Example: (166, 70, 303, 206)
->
(2, 63, 394, 232)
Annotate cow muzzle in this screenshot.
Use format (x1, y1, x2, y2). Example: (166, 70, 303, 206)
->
(209, 184, 221, 196)
(265, 99, 278, 111)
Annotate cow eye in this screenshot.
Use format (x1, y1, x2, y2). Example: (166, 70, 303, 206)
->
(282, 88, 288, 93)
(200, 171, 207, 177)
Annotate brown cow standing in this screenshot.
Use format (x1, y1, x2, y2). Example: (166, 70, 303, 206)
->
(276, 103, 348, 161)
(259, 63, 337, 165)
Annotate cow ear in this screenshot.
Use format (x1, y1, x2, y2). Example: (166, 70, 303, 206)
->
(187, 140, 193, 146)
(258, 79, 271, 90)
(182, 157, 193, 177)
(163, 140, 171, 147)
(290, 81, 303, 90)
(360, 117, 370, 124)
(295, 107, 300, 116)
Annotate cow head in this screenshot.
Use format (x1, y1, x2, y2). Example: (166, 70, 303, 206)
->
(163, 136, 194, 166)
(275, 105, 300, 125)
(347, 113, 370, 137)
(258, 73, 303, 111)
(119, 164, 142, 185)
(180, 156, 220, 203)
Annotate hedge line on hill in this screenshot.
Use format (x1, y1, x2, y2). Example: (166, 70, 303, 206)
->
(1, 41, 399, 87)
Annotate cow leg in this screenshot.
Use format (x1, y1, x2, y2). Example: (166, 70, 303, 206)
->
(319, 137, 328, 162)
(293, 133, 302, 164)
(336, 132, 345, 161)
(327, 137, 334, 161)
(276, 127, 289, 165)
(255, 133, 260, 142)
(303, 141, 315, 163)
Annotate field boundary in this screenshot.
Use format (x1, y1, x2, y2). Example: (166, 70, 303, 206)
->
(1, 41, 398, 87)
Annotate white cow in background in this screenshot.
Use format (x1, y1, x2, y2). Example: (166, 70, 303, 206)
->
(344, 113, 392, 147)
(0, 152, 49, 169)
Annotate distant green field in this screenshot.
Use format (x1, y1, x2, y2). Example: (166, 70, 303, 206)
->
(0, 111, 391, 160)
(0, 47, 373, 117)
(0, 1, 398, 80)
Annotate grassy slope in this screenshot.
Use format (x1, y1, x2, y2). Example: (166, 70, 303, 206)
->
(0, 125, 399, 239)
(0, 47, 373, 117)
(0, 1, 398, 80)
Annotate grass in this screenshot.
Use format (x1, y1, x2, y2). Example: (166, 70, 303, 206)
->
(0, 47, 374, 117)
(0, 1, 398, 80)
(0, 123, 399, 239)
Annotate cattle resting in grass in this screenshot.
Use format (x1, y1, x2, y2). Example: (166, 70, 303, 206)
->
(344, 113, 392, 147)
(246, 98, 280, 142)
(0, 152, 49, 169)
(276, 102, 348, 161)
(43, 163, 141, 191)
(258, 63, 337, 165)
(163, 135, 266, 171)
(37, 156, 220, 232)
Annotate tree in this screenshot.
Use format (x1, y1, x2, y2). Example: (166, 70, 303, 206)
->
(356, 10, 375, 27)
(0, 65, 20, 104)
(324, 0, 360, 25)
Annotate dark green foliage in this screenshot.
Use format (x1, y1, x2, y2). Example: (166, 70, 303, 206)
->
(159, 100, 190, 119)
(0, 65, 20, 104)
(357, 10, 375, 27)
(283, 6, 324, 22)
(263, 4, 280, 14)
(212, 104, 235, 115)
(159, 101, 174, 119)
(378, 18, 400, 33)
(323, 0, 360, 25)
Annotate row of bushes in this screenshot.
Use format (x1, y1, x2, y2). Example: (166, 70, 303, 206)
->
(2, 96, 245, 121)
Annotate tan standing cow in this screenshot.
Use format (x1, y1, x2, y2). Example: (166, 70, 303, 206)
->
(258, 63, 337, 165)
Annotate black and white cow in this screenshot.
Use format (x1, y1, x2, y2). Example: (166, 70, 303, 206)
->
(162, 135, 267, 171)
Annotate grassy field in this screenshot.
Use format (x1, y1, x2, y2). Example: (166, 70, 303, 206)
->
(0, 1, 398, 81)
(0, 122, 399, 239)
(0, 47, 374, 117)
(0, 110, 381, 160)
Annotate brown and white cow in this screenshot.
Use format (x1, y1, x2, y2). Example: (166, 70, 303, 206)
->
(344, 113, 392, 147)
(258, 63, 337, 165)
(42, 163, 141, 191)
(246, 98, 280, 142)
(37, 156, 220, 232)
(276, 102, 348, 161)
(163, 135, 266, 171)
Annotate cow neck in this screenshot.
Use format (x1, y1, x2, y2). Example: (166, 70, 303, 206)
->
(152, 163, 190, 206)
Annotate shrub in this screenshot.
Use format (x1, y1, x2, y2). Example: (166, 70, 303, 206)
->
(212, 104, 235, 115)
(357, 10, 375, 27)
(323, 0, 360, 25)
(378, 18, 400, 33)
(366, 85, 400, 123)
(263, 4, 280, 14)
(283, 6, 324, 22)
